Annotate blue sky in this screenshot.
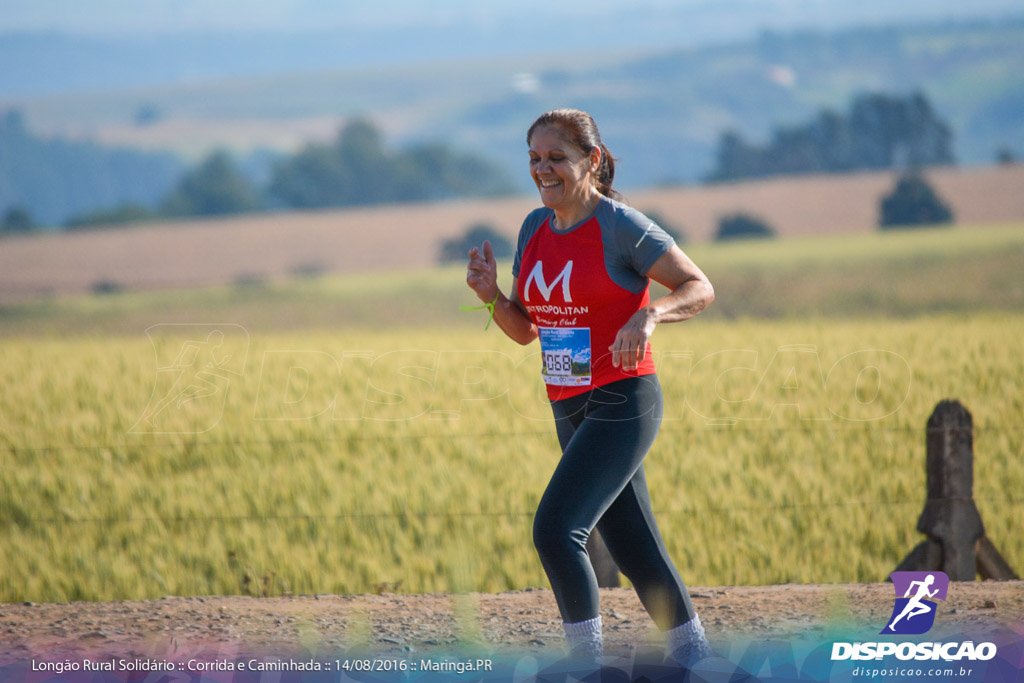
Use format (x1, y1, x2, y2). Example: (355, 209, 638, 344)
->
(2, 0, 1020, 35)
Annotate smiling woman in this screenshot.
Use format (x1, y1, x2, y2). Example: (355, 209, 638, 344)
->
(464, 108, 716, 669)
(526, 109, 620, 229)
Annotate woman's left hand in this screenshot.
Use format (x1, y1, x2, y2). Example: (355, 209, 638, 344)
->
(610, 307, 659, 370)
(608, 245, 716, 369)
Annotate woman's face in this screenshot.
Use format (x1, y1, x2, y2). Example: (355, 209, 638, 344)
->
(528, 125, 599, 214)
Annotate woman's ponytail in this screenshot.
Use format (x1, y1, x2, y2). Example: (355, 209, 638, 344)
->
(595, 143, 617, 199)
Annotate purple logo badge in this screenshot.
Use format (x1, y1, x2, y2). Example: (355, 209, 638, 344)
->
(881, 571, 950, 635)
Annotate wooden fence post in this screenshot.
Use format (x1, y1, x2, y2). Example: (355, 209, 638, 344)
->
(895, 399, 1017, 580)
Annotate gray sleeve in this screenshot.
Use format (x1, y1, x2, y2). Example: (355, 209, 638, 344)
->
(612, 204, 676, 278)
(512, 208, 550, 278)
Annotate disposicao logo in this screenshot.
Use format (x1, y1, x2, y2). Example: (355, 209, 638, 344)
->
(881, 571, 949, 635)
(831, 570, 998, 663)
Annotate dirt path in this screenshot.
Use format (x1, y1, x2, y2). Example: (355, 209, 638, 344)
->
(2, 582, 1022, 665)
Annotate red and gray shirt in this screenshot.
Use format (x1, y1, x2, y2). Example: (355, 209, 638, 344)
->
(513, 195, 675, 401)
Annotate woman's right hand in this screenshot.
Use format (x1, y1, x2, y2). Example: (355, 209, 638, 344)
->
(466, 240, 499, 303)
(465, 243, 538, 345)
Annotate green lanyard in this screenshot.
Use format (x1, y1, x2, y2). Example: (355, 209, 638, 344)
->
(460, 292, 499, 330)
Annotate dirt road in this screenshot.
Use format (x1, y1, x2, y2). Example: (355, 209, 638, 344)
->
(2, 582, 1021, 665)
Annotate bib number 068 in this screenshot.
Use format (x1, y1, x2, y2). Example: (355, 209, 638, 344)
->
(544, 352, 572, 375)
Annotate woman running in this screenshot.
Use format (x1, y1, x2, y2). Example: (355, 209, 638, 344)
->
(465, 108, 715, 666)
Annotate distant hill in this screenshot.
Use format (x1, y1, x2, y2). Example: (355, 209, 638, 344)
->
(0, 110, 184, 226)
(4, 17, 1021, 196)
(451, 18, 1024, 188)
(2, 0, 1020, 96)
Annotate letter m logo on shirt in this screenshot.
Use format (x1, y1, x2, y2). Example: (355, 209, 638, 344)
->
(524, 260, 573, 302)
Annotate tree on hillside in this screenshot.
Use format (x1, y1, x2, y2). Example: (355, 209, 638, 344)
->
(0, 206, 38, 235)
(715, 213, 775, 241)
(335, 119, 396, 205)
(438, 223, 513, 265)
(707, 91, 954, 182)
(879, 172, 953, 229)
(402, 143, 516, 201)
(849, 92, 954, 168)
(162, 150, 261, 217)
(270, 119, 515, 210)
(267, 144, 346, 209)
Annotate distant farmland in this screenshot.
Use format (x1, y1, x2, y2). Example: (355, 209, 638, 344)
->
(1, 164, 1022, 304)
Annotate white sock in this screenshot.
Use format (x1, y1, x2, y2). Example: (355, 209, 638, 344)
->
(563, 615, 603, 659)
(667, 614, 712, 665)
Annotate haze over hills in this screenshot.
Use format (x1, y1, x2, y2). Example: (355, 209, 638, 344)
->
(1, 2, 1022, 224)
(7, 19, 1021, 188)
(2, 0, 1022, 95)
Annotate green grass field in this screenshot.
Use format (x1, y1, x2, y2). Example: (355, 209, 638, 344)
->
(2, 222, 1023, 336)
(1, 223, 1022, 602)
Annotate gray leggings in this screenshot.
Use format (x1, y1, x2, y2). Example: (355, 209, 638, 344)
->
(533, 375, 696, 629)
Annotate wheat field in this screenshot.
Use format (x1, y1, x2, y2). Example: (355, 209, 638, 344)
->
(2, 311, 1021, 603)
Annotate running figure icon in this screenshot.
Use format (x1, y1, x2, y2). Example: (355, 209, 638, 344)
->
(888, 574, 938, 631)
(882, 571, 949, 635)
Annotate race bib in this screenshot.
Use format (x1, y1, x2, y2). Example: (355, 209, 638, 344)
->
(538, 327, 592, 386)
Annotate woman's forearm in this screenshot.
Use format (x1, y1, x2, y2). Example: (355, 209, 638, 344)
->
(492, 292, 539, 345)
(648, 278, 715, 324)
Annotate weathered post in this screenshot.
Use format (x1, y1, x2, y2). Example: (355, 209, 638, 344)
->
(920, 399, 983, 579)
(895, 400, 1017, 580)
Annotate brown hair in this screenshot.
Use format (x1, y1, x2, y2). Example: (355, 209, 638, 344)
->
(527, 108, 620, 200)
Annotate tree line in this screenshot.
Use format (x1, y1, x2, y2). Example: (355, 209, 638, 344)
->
(2, 90, 966, 236)
(0, 110, 183, 229)
(0, 115, 515, 233)
(706, 91, 954, 182)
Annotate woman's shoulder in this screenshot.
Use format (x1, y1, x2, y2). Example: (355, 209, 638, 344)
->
(518, 206, 552, 237)
(596, 195, 650, 226)
(595, 196, 660, 240)
(514, 206, 552, 255)
(595, 195, 675, 272)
